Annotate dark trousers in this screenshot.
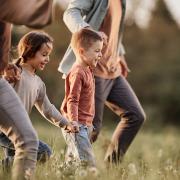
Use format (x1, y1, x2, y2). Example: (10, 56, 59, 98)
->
(93, 76, 146, 163)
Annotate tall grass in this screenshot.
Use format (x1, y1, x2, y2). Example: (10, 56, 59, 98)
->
(0, 124, 180, 180)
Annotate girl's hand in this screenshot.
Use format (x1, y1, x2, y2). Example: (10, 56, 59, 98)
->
(64, 121, 79, 133)
(70, 121, 79, 133)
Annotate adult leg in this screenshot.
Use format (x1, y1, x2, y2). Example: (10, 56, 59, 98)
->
(91, 77, 114, 142)
(0, 78, 38, 180)
(104, 76, 146, 163)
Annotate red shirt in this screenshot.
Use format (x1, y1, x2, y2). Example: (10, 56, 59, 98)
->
(61, 64, 95, 126)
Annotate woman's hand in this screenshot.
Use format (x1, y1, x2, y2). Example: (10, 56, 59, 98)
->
(119, 56, 131, 78)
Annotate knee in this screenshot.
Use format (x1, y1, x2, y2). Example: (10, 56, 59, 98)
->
(20, 131, 39, 155)
(135, 109, 146, 125)
(122, 109, 146, 125)
(37, 142, 52, 163)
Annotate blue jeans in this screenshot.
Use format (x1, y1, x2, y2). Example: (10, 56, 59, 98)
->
(0, 132, 52, 163)
(62, 124, 95, 167)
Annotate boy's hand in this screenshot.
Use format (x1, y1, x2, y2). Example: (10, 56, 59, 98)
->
(4, 64, 21, 83)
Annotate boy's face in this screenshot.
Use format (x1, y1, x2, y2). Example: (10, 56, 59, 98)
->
(79, 40, 103, 68)
(28, 42, 53, 71)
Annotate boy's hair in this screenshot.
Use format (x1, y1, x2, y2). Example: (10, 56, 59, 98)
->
(71, 28, 102, 53)
(16, 31, 53, 66)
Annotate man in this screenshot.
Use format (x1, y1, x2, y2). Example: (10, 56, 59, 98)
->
(0, 0, 52, 179)
(58, 0, 146, 163)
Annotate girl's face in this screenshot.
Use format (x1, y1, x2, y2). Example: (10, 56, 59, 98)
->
(27, 42, 53, 71)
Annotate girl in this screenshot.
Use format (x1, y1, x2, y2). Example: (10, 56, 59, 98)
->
(0, 31, 76, 167)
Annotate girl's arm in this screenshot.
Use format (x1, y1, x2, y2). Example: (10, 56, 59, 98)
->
(35, 82, 69, 128)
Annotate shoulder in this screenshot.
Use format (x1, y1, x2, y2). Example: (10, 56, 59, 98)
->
(68, 65, 87, 82)
(35, 75, 46, 90)
(70, 65, 85, 76)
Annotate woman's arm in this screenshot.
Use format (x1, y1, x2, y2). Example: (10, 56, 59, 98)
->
(63, 0, 94, 33)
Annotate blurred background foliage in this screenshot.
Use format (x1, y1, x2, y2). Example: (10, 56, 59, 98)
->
(11, 0, 180, 129)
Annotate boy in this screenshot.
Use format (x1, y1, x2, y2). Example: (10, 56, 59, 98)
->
(61, 28, 103, 167)
(58, 0, 146, 164)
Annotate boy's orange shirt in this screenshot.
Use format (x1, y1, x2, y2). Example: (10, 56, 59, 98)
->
(61, 64, 95, 126)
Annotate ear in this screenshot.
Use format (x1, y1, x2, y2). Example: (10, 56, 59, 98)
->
(78, 47, 85, 56)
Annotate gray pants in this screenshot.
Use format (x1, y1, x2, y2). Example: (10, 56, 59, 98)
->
(93, 76, 146, 163)
(0, 78, 38, 180)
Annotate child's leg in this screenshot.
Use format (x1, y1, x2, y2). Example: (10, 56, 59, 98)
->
(61, 129, 80, 163)
(0, 132, 15, 158)
(37, 140, 52, 162)
(0, 132, 52, 163)
(75, 125, 96, 167)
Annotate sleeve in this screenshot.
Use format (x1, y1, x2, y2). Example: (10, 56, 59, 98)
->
(118, 41, 126, 56)
(119, 42, 126, 56)
(35, 81, 69, 128)
(0, 0, 53, 28)
(67, 72, 83, 121)
(63, 0, 94, 33)
(0, 22, 11, 73)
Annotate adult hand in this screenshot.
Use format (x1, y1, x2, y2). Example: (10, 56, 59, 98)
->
(119, 56, 130, 78)
(4, 63, 21, 83)
(90, 130, 99, 143)
(98, 31, 108, 47)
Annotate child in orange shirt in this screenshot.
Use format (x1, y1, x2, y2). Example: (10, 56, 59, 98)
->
(61, 28, 103, 168)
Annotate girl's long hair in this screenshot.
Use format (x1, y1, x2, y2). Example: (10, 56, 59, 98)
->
(15, 31, 53, 67)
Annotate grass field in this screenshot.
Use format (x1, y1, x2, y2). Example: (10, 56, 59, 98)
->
(0, 122, 180, 180)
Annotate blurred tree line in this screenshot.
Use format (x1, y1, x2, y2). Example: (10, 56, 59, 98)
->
(11, 0, 180, 127)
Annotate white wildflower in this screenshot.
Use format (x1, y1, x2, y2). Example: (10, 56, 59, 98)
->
(128, 163, 137, 175)
(88, 167, 99, 177)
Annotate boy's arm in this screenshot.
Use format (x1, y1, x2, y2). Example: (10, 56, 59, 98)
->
(35, 82, 70, 128)
(67, 72, 82, 122)
(63, 0, 94, 33)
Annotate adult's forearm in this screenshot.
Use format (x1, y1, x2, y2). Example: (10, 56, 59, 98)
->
(0, 0, 53, 28)
(0, 22, 11, 74)
(63, 8, 90, 33)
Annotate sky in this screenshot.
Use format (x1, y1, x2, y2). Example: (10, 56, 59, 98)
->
(55, 0, 180, 29)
